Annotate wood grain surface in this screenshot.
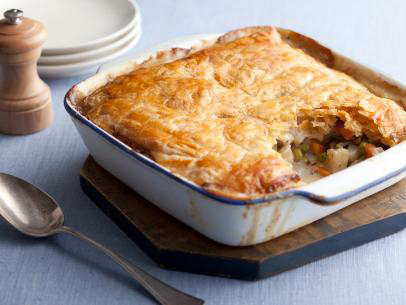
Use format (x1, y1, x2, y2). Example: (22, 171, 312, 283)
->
(80, 156, 406, 280)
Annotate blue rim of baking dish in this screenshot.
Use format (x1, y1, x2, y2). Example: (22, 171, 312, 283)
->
(64, 93, 406, 206)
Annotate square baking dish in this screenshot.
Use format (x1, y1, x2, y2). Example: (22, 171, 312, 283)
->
(65, 28, 406, 246)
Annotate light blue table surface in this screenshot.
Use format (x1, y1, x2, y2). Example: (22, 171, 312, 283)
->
(1, 1, 406, 304)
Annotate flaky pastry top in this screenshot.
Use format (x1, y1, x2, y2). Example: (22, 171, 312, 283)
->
(78, 27, 406, 199)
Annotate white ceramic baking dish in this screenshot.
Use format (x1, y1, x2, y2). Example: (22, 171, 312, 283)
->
(65, 29, 406, 246)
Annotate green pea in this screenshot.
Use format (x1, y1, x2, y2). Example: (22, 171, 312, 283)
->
(319, 152, 327, 162)
(359, 141, 368, 154)
(299, 143, 309, 153)
(293, 148, 303, 161)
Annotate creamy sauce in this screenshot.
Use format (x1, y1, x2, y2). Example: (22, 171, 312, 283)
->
(292, 159, 321, 183)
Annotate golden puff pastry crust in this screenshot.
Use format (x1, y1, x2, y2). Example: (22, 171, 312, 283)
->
(76, 26, 406, 199)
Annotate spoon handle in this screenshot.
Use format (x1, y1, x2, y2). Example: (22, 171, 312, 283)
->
(58, 226, 204, 305)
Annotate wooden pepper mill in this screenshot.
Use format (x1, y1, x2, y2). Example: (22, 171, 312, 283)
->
(0, 9, 53, 135)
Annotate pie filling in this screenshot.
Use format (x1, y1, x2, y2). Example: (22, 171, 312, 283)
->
(279, 119, 385, 183)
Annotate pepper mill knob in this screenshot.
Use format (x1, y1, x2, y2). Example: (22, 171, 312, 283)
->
(0, 9, 53, 135)
(4, 9, 23, 25)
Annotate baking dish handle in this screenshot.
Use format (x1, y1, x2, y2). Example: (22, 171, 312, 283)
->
(276, 143, 406, 206)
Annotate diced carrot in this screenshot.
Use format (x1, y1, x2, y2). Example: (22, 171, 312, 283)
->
(340, 128, 354, 140)
(314, 166, 331, 177)
(365, 143, 378, 158)
(335, 120, 354, 140)
(310, 139, 325, 156)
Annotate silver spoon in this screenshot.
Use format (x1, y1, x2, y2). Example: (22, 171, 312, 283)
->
(0, 173, 204, 305)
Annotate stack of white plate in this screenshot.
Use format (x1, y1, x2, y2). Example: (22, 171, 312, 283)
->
(2, 0, 141, 78)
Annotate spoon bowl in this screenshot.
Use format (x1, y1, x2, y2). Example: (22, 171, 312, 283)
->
(0, 172, 204, 305)
(0, 173, 64, 237)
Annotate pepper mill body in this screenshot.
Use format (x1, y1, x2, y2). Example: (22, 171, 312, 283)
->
(0, 9, 53, 135)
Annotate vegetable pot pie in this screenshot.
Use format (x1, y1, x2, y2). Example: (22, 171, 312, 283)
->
(77, 26, 406, 199)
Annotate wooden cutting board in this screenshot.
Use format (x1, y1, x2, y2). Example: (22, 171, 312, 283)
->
(80, 156, 406, 280)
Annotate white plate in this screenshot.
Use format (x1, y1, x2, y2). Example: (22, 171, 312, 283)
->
(1, 0, 138, 55)
(38, 25, 142, 78)
(39, 22, 139, 65)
